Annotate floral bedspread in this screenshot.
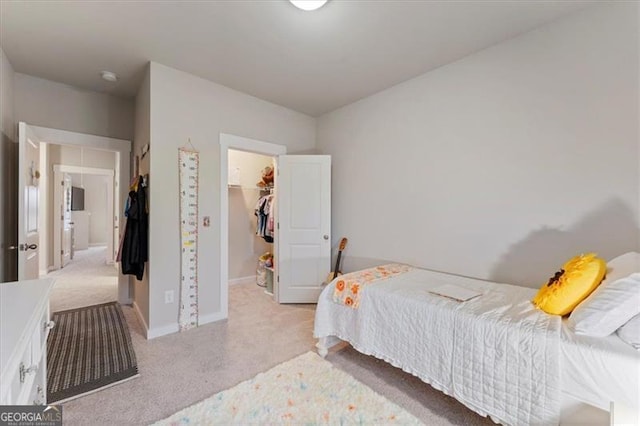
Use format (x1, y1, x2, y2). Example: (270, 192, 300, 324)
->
(332, 263, 414, 309)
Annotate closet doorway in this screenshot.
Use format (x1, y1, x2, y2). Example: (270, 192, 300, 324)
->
(219, 133, 332, 319)
(227, 149, 276, 294)
(220, 134, 285, 320)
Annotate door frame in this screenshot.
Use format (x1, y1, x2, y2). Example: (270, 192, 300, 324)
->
(30, 125, 131, 304)
(219, 133, 286, 319)
(52, 165, 115, 270)
(52, 170, 72, 268)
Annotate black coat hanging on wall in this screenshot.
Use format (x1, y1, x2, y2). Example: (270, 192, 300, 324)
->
(121, 176, 148, 280)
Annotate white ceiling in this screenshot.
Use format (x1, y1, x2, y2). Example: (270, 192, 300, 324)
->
(1, 1, 595, 116)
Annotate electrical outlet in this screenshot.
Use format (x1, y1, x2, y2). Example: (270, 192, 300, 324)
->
(164, 290, 174, 304)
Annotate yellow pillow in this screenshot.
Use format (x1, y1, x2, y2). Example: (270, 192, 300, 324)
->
(532, 253, 606, 316)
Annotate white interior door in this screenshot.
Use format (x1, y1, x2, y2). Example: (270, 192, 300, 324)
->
(276, 155, 331, 303)
(17, 122, 41, 280)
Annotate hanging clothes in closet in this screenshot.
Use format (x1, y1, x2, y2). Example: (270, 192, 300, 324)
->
(255, 193, 274, 243)
(120, 175, 149, 280)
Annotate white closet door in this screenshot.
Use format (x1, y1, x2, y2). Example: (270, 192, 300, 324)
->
(276, 155, 331, 303)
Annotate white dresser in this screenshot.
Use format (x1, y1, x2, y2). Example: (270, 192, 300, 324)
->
(0, 278, 55, 405)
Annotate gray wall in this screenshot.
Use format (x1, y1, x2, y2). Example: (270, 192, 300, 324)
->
(317, 2, 639, 288)
(0, 48, 17, 282)
(14, 73, 134, 141)
(148, 62, 316, 334)
(133, 65, 150, 329)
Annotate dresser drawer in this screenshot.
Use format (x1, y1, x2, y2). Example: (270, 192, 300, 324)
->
(7, 339, 35, 405)
(31, 305, 53, 364)
(27, 358, 47, 406)
(7, 310, 50, 406)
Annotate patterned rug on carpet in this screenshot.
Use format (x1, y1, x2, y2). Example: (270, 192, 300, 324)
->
(47, 301, 139, 403)
(154, 351, 423, 425)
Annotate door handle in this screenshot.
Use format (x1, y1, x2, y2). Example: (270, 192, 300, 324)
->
(323, 235, 329, 240)
(26, 244, 38, 251)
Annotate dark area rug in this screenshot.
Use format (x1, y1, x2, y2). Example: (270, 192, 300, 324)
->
(47, 301, 139, 403)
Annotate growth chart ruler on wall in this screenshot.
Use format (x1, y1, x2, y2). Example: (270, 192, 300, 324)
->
(178, 143, 199, 331)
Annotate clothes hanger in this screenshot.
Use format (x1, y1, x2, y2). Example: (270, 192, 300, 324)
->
(129, 176, 139, 191)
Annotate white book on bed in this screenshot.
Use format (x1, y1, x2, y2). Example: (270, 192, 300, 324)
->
(429, 284, 482, 302)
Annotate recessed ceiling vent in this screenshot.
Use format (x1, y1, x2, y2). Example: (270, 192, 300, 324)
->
(100, 71, 119, 82)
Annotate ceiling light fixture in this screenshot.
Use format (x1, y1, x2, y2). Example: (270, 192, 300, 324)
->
(101, 71, 119, 82)
(289, 0, 328, 11)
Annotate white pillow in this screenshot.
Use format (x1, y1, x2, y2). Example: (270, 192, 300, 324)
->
(605, 252, 640, 281)
(569, 272, 640, 337)
(617, 314, 640, 350)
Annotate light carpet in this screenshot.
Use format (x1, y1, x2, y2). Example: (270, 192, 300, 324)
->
(60, 282, 491, 425)
(154, 351, 422, 425)
(48, 246, 118, 312)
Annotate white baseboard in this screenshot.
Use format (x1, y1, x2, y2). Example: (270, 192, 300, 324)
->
(135, 308, 227, 340)
(199, 311, 227, 325)
(146, 322, 180, 340)
(228, 275, 255, 286)
(89, 243, 107, 247)
(132, 301, 149, 338)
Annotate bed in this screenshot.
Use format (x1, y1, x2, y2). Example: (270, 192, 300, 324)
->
(313, 265, 640, 425)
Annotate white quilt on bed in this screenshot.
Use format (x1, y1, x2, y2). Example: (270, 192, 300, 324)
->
(314, 268, 562, 426)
